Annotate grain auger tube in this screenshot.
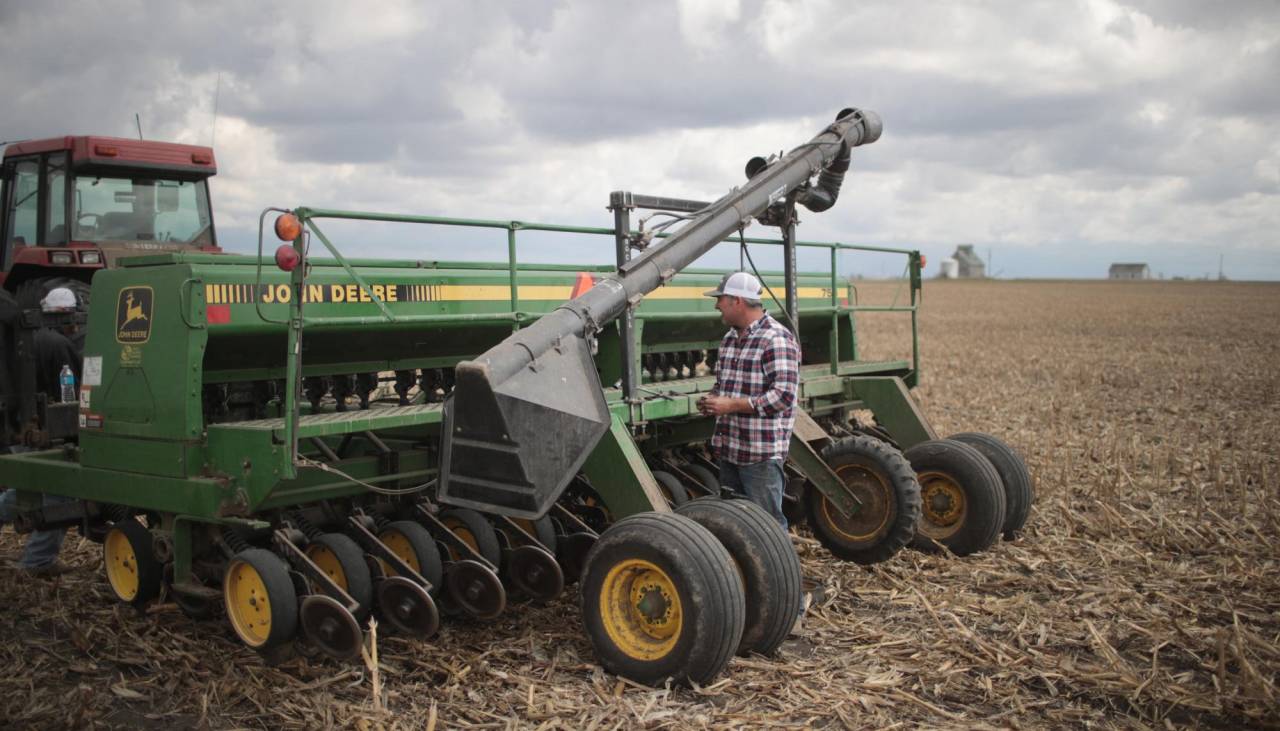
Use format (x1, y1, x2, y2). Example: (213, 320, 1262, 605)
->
(438, 107, 882, 519)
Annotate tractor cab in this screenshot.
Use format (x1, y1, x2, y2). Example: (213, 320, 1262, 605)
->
(0, 136, 220, 292)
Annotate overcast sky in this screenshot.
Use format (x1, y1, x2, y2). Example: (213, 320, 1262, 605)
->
(3, 0, 1277, 280)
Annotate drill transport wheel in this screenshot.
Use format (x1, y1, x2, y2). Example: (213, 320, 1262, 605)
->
(581, 512, 744, 687)
(949, 432, 1034, 539)
(804, 435, 922, 565)
(103, 519, 163, 607)
(299, 594, 363, 661)
(305, 532, 374, 619)
(376, 575, 440, 637)
(378, 520, 444, 591)
(906, 439, 1006, 556)
(676, 497, 801, 656)
(223, 548, 299, 651)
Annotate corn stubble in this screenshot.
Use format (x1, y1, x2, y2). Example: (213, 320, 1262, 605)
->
(1, 279, 1276, 729)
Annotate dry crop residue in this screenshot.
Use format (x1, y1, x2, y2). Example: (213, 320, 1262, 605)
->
(1, 279, 1277, 730)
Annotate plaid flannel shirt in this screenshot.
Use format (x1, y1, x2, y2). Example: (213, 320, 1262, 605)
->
(710, 313, 801, 464)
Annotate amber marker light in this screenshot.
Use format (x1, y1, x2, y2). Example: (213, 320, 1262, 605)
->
(274, 212, 302, 242)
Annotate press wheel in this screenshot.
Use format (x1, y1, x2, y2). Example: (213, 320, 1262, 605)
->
(376, 575, 440, 637)
(224, 548, 298, 651)
(505, 545, 565, 604)
(378, 520, 444, 591)
(444, 559, 506, 619)
(299, 594, 363, 661)
(439, 508, 502, 565)
(103, 519, 163, 607)
(305, 532, 373, 618)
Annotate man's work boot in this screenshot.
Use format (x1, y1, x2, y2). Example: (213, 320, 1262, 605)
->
(23, 559, 73, 578)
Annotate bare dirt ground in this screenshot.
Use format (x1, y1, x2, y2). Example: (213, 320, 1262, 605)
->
(1, 279, 1277, 730)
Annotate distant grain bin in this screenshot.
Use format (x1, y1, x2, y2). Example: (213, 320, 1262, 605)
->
(939, 257, 959, 279)
(952, 244, 986, 278)
(1108, 263, 1150, 280)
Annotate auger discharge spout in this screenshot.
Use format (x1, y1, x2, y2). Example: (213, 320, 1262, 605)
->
(437, 107, 883, 518)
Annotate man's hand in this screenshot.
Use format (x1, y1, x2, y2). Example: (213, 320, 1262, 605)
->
(698, 395, 752, 417)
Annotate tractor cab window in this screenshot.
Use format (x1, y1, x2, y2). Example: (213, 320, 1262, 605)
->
(73, 175, 213, 245)
(5, 159, 39, 246)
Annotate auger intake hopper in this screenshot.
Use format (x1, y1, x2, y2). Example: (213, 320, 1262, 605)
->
(438, 334, 609, 519)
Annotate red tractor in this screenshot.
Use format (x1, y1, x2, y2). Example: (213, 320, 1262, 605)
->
(1, 135, 221, 308)
(0, 136, 221, 446)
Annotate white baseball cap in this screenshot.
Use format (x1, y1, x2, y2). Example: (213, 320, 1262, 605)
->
(703, 271, 762, 302)
(40, 287, 78, 312)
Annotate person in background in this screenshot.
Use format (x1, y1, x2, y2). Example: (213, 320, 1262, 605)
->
(0, 287, 81, 577)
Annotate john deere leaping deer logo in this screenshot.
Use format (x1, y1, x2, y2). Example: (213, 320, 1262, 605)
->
(116, 287, 153, 344)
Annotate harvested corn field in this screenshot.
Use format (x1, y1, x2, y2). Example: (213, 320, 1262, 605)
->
(2, 278, 1277, 730)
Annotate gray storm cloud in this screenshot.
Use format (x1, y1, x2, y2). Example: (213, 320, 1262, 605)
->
(1, 0, 1276, 278)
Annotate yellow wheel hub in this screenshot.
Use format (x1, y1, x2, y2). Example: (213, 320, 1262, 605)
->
(599, 559, 682, 661)
(104, 528, 140, 602)
(306, 544, 349, 590)
(378, 529, 419, 576)
(918, 471, 966, 539)
(817, 463, 893, 544)
(225, 560, 274, 647)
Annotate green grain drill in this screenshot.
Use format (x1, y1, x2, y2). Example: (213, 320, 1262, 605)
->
(0, 109, 1032, 685)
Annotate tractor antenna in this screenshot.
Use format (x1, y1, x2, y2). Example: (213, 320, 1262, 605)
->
(135, 113, 144, 140)
(211, 72, 222, 147)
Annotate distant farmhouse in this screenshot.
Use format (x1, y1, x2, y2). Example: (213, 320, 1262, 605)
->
(1109, 263, 1151, 280)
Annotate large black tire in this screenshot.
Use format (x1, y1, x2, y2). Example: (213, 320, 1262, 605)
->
(439, 508, 502, 566)
(305, 532, 374, 618)
(804, 435, 921, 565)
(650, 470, 690, 507)
(581, 512, 745, 686)
(103, 518, 163, 607)
(379, 520, 444, 592)
(949, 432, 1034, 540)
(14, 276, 91, 313)
(676, 497, 801, 656)
(906, 439, 1006, 556)
(223, 548, 299, 651)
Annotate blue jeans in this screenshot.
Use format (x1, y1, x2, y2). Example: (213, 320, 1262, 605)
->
(718, 458, 788, 532)
(0, 488, 67, 569)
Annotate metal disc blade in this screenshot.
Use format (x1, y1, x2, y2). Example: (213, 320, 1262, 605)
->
(299, 594, 363, 661)
(444, 559, 506, 620)
(376, 576, 440, 637)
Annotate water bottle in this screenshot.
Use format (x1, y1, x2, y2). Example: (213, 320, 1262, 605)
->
(59, 365, 75, 403)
